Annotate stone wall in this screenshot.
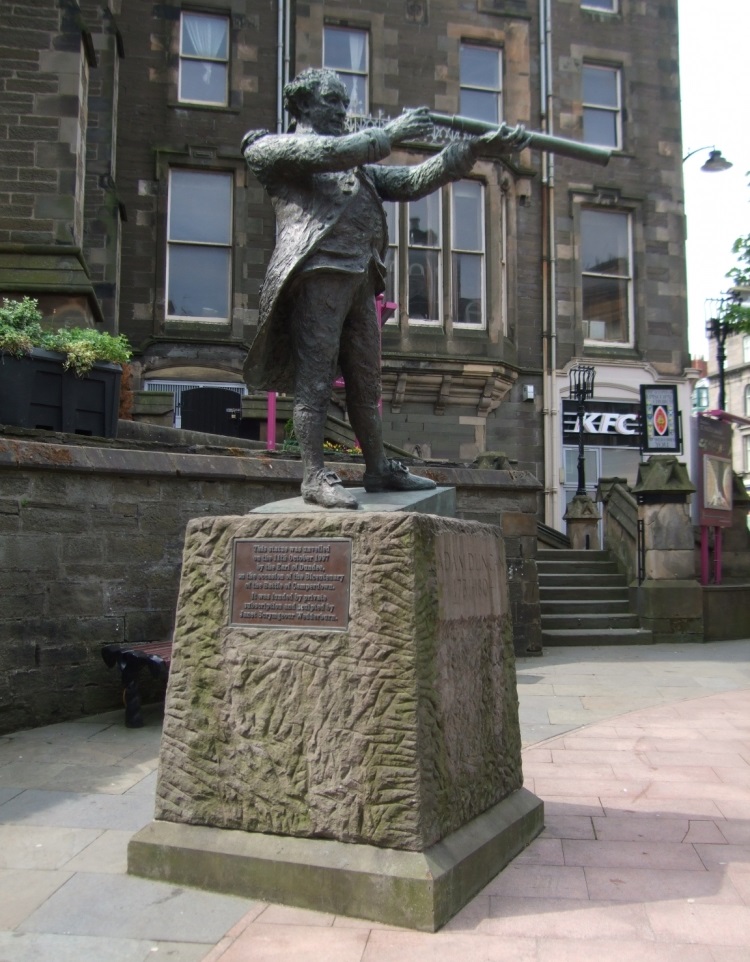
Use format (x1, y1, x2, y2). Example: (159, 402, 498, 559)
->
(0, 430, 541, 734)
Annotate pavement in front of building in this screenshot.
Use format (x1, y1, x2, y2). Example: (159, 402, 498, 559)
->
(1, 640, 749, 962)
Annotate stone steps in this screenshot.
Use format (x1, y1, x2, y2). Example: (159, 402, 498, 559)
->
(538, 548, 653, 647)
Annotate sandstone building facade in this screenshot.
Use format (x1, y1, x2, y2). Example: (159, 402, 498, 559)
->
(0, 0, 695, 530)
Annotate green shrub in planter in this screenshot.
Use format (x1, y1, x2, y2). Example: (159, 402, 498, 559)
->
(0, 297, 133, 437)
(0, 296, 132, 374)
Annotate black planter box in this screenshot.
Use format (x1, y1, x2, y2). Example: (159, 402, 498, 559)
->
(0, 348, 122, 438)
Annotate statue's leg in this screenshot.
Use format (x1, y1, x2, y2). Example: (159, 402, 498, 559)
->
(290, 274, 359, 509)
(341, 280, 436, 495)
(338, 283, 389, 477)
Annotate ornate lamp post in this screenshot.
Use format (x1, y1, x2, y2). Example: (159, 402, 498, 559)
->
(569, 364, 596, 496)
(682, 145, 733, 173)
(706, 292, 742, 411)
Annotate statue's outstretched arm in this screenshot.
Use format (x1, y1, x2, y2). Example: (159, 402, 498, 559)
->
(370, 140, 479, 202)
(243, 128, 392, 178)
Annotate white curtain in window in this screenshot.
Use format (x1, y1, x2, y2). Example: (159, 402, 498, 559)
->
(184, 15, 227, 59)
(348, 31, 365, 71)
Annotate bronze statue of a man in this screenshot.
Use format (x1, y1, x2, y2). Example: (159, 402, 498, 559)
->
(242, 67, 525, 509)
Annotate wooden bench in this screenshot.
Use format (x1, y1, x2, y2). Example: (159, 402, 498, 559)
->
(101, 640, 173, 728)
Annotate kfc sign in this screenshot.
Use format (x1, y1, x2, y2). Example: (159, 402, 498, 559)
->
(562, 400, 641, 447)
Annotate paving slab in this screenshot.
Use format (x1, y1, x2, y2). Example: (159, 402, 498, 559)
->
(644, 901, 750, 946)
(583, 866, 744, 904)
(0, 825, 103, 870)
(18, 872, 257, 943)
(0, 868, 72, 930)
(0, 932, 210, 962)
(202, 922, 370, 962)
(0, 788, 155, 831)
(0, 641, 748, 962)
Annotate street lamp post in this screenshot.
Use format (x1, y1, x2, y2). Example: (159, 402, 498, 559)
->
(569, 365, 596, 496)
(682, 145, 733, 172)
(706, 292, 742, 411)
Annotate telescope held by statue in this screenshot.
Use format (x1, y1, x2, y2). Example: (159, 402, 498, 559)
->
(428, 112, 612, 167)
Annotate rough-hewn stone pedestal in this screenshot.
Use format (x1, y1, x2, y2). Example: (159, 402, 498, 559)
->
(129, 489, 542, 930)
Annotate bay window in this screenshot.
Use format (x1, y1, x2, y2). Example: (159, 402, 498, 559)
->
(452, 180, 485, 327)
(383, 181, 487, 330)
(407, 192, 442, 324)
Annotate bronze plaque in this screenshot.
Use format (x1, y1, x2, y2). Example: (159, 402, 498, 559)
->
(230, 538, 352, 630)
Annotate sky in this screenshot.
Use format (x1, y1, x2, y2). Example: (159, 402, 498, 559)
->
(679, 0, 750, 360)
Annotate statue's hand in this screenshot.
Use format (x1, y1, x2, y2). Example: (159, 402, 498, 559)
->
(479, 122, 531, 153)
(384, 107, 434, 146)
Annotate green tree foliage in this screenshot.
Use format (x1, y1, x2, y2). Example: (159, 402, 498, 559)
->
(723, 173, 750, 333)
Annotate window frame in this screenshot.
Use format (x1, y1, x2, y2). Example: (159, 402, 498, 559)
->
(323, 24, 369, 116)
(582, 62, 622, 150)
(580, 206, 634, 348)
(165, 168, 233, 323)
(744, 383, 750, 418)
(384, 181, 490, 331)
(406, 191, 443, 327)
(581, 0, 618, 12)
(178, 10, 230, 108)
(459, 42, 503, 127)
(382, 200, 399, 326)
(451, 179, 487, 330)
(743, 334, 750, 365)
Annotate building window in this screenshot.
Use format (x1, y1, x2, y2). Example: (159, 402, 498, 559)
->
(166, 169, 232, 321)
(323, 26, 368, 115)
(743, 334, 750, 364)
(745, 435, 750, 473)
(745, 384, 750, 417)
(581, 208, 632, 344)
(583, 63, 621, 149)
(178, 12, 229, 106)
(452, 180, 485, 327)
(383, 200, 399, 319)
(460, 43, 503, 125)
(582, 0, 617, 11)
(407, 192, 442, 324)
(693, 384, 709, 413)
(387, 184, 488, 329)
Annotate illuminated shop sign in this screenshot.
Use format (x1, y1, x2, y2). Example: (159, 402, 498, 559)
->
(562, 399, 641, 447)
(639, 384, 681, 454)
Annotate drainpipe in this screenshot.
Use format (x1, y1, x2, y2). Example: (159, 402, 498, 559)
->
(268, 0, 291, 446)
(539, 0, 558, 526)
(276, 0, 285, 132)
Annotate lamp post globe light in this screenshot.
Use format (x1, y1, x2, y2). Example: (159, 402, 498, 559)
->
(682, 145, 733, 172)
(569, 365, 596, 496)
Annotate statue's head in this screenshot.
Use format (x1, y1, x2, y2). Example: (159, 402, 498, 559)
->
(284, 68, 349, 134)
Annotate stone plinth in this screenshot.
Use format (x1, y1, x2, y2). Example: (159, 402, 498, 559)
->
(564, 493, 601, 550)
(154, 509, 521, 848)
(640, 502, 695, 580)
(632, 457, 703, 643)
(129, 501, 542, 929)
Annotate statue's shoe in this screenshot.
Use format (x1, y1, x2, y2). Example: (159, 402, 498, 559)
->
(363, 459, 436, 493)
(301, 470, 359, 509)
